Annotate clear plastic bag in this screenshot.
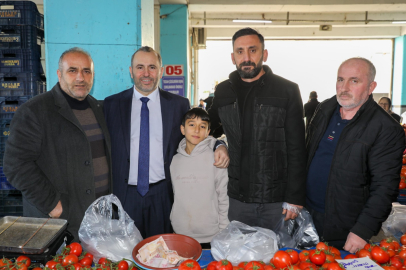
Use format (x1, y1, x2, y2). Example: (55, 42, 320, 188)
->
(274, 207, 319, 249)
(210, 220, 278, 265)
(78, 194, 143, 262)
(382, 203, 406, 239)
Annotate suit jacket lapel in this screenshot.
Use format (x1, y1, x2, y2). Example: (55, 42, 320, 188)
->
(120, 88, 134, 157)
(160, 88, 173, 159)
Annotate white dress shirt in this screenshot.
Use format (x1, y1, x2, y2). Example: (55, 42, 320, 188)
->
(128, 86, 165, 185)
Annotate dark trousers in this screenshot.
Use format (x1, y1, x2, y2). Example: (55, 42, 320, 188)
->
(228, 198, 284, 231)
(123, 181, 173, 238)
(307, 206, 346, 249)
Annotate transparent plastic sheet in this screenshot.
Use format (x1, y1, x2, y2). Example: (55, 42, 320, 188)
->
(78, 194, 143, 263)
(382, 203, 406, 240)
(210, 221, 278, 265)
(282, 202, 300, 214)
(274, 207, 319, 249)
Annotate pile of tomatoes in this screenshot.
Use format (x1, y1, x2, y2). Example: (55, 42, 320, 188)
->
(204, 238, 406, 270)
(0, 242, 134, 270)
(399, 154, 406, 190)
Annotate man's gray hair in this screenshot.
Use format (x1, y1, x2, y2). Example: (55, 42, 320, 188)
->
(58, 47, 93, 71)
(131, 46, 162, 67)
(341, 57, 376, 83)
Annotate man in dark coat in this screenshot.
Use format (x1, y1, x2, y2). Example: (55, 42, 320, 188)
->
(304, 91, 320, 127)
(306, 57, 405, 253)
(4, 47, 112, 241)
(208, 28, 307, 230)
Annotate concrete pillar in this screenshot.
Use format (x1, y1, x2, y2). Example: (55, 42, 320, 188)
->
(392, 36, 406, 115)
(160, 5, 189, 99)
(44, 0, 141, 99)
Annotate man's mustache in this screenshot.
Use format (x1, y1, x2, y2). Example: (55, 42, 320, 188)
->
(239, 61, 256, 68)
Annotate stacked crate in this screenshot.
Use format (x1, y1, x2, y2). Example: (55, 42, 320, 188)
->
(0, 1, 46, 217)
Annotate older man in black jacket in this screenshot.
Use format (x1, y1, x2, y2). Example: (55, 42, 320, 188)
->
(306, 57, 404, 253)
(4, 48, 112, 241)
(209, 28, 307, 230)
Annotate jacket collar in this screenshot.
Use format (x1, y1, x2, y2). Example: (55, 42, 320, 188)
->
(320, 94, 375, 121)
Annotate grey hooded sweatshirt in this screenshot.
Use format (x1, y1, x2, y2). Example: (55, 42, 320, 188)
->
(170, 136, 230, 243)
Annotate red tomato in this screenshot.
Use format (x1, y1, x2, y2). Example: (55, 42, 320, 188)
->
(401, 235, 406, 246)
(264, 265, 275, 270)
(10, 262, 28, 270)
(62, 254, 79, 266)
(357, 249, 372, 258)
(299, 250, 310, 262)
(80, 256, 93, 266)
(68, 242, 83, 257)
(45, 260, 59, 269)
(0, 258, 11, 268)
(344, 254, 357, 259)
(233, 267, 243, 270)
(16, 255, 31, 267)
(401, 167, 406, 177)
(98, 257, 111, 266)
(208, 261, 218, 270)
(402, 155, 406, 164)
(399, 181, 406, 189)
(299, 261, 316, 270)
(371, 246, 390, 264)
(273, 250, 293, 269)
(72, 263, 83, 270)
(286, 249, 299, 265)
(238, 262, 248, 269)
(287, 265, 302, 270)
(325, 253, 335, 263)
(244, 261, 264, 270)
(84, 252, 94, 261)
(179, 259, 201, 270)
(32, 268, 42, 270)
(382, 266, 397, 270)
(390, 256, 404, 269)
(118, 260, 129, 270)
(327, 262, 345, 270)
(217, 260, 233, 270)
(399, 250, 406, 260)
(328, 247, 341, 257)
(317, 242, 329, 251)
(310, 250, 326, 266)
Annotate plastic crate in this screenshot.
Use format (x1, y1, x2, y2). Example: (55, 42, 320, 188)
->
(0, 1, 44, 29)
(0, 47, 42, 74)
(0, 96, 30, 120)
(0, 190, 22, 215)
(0, 25, 44, 50)
(0, 72, 45, 96)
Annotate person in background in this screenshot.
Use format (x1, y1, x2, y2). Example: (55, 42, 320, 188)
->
(306, 57, 404, 253)
(378, 96, 401, 123)
(208, 27, 307, 231)
(104, 46, 229, 238)
(304, 91, 320, 127)
(4, 47, 112, 241)
(170, 108, 229, 249)
(198, 99, 206, 110)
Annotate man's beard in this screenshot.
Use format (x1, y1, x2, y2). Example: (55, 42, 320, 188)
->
(236, 57, 263, 79)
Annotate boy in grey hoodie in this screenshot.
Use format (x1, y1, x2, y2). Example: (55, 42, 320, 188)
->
(170, 108, 230, 247)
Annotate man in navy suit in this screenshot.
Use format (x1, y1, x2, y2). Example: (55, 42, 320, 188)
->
(104, 46, 229, 238)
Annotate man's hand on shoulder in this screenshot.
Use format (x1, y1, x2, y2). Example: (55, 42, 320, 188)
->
(282, 203, 303, 220)
(49, 200, 63, 218)
(344, 232, 367, 253)
(214, 145, 229, 168)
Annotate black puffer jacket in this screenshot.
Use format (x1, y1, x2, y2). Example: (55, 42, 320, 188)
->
(208, 66, 307, 204)
(306, 95, 405, 242)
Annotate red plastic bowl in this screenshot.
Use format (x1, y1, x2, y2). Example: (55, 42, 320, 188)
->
(132, 234, 203, 270)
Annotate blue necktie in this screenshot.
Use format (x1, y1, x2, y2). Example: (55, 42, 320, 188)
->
(137, 97, 150, 196)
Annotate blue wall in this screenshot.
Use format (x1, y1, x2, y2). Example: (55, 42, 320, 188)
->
(392, 36, 406, 112)
(160, 5, 188, 98)
(44, 0, 141, 99)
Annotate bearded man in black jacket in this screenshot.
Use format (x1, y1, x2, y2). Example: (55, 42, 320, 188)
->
(208, 28, 307, 230)
(306, 57, 404, 253)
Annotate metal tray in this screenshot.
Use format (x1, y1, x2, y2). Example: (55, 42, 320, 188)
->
(0, 216, 67, 254)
